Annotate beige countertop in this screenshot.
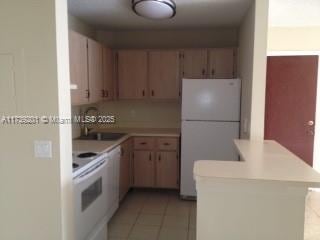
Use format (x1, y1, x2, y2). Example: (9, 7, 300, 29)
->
(194, 140, 320, 187)
(73, 127, 180, 154)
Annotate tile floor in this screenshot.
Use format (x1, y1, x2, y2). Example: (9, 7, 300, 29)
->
(108, 189, 320, 240)
(305, 191, 320, 240)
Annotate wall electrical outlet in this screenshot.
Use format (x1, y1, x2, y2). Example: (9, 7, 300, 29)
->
(34, 140, 52, 159)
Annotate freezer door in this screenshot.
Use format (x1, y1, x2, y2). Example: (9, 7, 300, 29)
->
(182, 79, 241, 121)
(180, 121, 240, 197)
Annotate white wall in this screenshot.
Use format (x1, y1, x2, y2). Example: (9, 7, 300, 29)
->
(0, 0, 73, 239)
(97, 28, 239, 49)
(238, 0, 269, 140)
(268, 27, 320, 51)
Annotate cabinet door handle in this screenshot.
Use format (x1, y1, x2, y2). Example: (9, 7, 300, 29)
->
(121, 147, 124, 157)
(149, 153, 152, 161)
(140, 142, 147, 145)
(163, 142, 170, 146)
(202, 69, 206, 76)
(211, 69, 215, 77)
(151, 90, 155, 97)
(86, 90, 90, 99)
(142, 90, 145, 97)
(158, 154, 161, 161)
(101, 90, 105, 98)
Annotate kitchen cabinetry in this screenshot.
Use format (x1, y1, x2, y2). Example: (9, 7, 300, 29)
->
(133, 137, 179, 189)
(69, 30, 89, 105)
(69, 30, 113, 105)
(149, 51, 180, 99)
(115, 47, 237, 101)
(156, 151, 179, 189)
(117, 50, 148, 99)
(181, 49, 208, 79)
(133, 151, 155, 187)
(181, 48, 237, 79)
(102, 46, 114, 100)
(88, 38, 103, 103)
(119, 138, 132, 201)
(208, 48, 236, 79)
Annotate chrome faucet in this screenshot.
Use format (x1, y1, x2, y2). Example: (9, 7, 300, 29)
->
(80, 106, 99, 136)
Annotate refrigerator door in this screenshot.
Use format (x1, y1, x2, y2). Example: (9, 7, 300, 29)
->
(180, 121, 240, 197)
(182, 79, 241, 121)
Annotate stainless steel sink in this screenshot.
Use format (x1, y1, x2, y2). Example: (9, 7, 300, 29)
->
(77, 132, 127, 141)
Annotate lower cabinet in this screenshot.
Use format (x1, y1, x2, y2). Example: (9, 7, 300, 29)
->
(133, 137, 180, 189)
(156, 152, 179, 189)
(133, 151, 155, 187)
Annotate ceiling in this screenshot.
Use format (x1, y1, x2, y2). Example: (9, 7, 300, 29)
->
(68, 0, 253, 30)
(269, 0, 320, 27)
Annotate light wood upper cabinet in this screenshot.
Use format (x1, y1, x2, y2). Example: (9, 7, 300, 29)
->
(182, 49, 208, 79)
(156, 152, 179, 189)
(88, 38, 103, 103)
(102, 47, 114, 100)
(133, 151, 155, 187)
(69, 30, 89, 105)
(149, 51, 180, 99)
(208, 48, 236, 79)
(117, 50, 148, 99)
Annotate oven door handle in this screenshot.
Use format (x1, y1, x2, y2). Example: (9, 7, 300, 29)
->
(74, 159, 107, 185)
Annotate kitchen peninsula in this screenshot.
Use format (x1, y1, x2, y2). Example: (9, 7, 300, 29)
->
(194, 140, 320, 240)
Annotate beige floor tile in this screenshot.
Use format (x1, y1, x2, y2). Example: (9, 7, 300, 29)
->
(305, 207, 320, 223)
(136, 214, 164, 226)
(116, 205, 142, 215)
(110, 212, 139, 225)
(166, 204, 190, 217)
(146, 196, 169, 205)
(189, 214, 196, 229)
(128, 225, 160, 240)
(304, 222, 320, 240)
(188, 229, 196, 240)
(307, 191, 320, 216)
(158, 227, 188, 240)
(141, 203, 167, 215)
(108, 224, 133, 238)
(163, 215, 189, 229)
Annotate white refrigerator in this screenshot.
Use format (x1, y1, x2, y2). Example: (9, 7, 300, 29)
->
(180, 78, 241, 197)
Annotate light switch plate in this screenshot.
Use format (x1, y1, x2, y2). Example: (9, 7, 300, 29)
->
(34, 140, 52, 159)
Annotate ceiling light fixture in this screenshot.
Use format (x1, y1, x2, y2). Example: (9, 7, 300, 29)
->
(132, 0, 176, 20)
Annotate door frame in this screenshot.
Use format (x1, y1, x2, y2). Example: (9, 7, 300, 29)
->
(267, 51, 320, 174)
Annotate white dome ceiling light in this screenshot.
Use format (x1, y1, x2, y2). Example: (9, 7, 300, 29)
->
(132, 0, 176, 20)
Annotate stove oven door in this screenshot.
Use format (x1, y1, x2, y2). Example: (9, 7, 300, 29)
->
(74, 159, 108, 240)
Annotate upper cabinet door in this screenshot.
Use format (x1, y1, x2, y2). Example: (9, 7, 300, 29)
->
(102, 46, 114, 100)
(69, 30, 89, 105)
(149, 51, 180, 99)
(88, 38, 103, 103)
(117, 50, 148, 99)
(208, 48, 236, 79)
(182, 49, 208, 79)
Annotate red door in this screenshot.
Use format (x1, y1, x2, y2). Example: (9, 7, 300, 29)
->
(265, 56, 318, 166)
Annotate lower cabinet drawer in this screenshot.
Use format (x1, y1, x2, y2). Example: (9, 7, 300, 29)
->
(157, 137, 178, 151)
(133, 137, 155, 150)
